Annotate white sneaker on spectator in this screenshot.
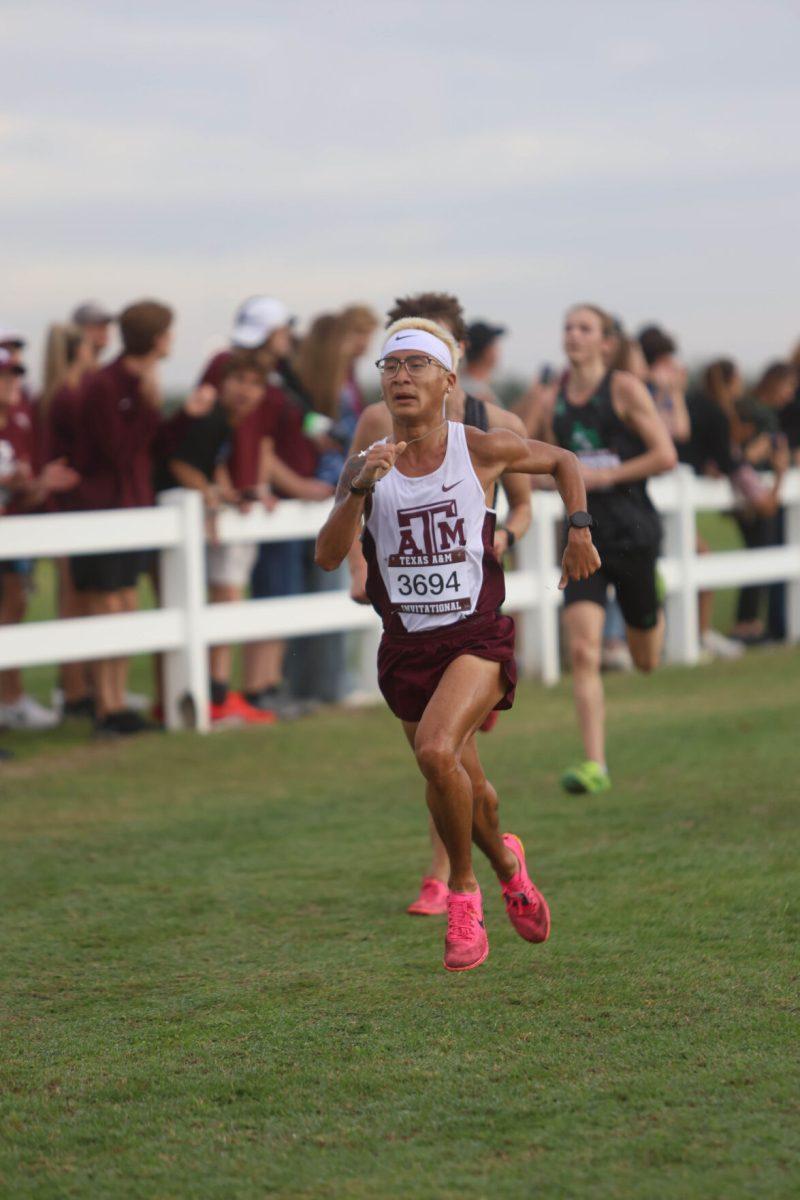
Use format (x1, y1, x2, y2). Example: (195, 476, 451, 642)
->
(601, 641, 633, 672)
(701, 629, 745, 661)
(0, 694, 60, 730)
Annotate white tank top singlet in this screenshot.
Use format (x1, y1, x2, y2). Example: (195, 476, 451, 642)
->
(363, 421, 504, 634)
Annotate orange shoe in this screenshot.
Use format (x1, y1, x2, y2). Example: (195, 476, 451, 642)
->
(443, 889, 489, 972)
(407, 876, 448, 916)
(211, 692, 277, 726)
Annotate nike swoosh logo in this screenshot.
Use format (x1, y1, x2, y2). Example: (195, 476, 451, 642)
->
(442, 480, 462, 492)
(394, 333, 414, 340)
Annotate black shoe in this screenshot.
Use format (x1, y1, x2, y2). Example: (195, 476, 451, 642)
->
(115, 708, 159, 734)
(63, 696, 96, 719)
(93, 713, 125, 738)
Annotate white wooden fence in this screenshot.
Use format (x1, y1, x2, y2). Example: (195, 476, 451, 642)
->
(1, 466, 798, 732)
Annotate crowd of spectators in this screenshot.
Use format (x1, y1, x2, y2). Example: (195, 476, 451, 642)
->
(1, 292, 798, 752)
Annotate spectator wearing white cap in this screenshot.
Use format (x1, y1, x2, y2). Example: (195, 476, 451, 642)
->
(199, 296, 293, 391)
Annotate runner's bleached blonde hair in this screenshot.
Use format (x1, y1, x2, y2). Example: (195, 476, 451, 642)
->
(382, 317, 460, 371)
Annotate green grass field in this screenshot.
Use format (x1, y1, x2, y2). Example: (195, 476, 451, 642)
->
(1, 644, 798, 1198)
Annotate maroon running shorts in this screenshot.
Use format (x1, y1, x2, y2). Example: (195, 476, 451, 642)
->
(377, 609, 517, 723)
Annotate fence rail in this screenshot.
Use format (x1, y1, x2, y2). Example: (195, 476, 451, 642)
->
(2, 467, 798, 732)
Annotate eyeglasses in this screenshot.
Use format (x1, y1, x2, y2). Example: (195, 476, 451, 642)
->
(375, 355, 445, 378)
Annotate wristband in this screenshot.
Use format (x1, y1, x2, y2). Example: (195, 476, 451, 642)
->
(501, 527, 516, 549)
(349, 479, 374, 496)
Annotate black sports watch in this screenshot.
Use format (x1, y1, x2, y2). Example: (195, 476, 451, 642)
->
(501, 527, 516, 549)
(567, 510, 594, 530)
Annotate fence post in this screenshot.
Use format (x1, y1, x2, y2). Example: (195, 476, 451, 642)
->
(158, 489, 210, 732)
(517, 494, 561, 685)
(785, 489, 800, 643)
(356, 626, 381, 697)
(663, 465, 699, 665)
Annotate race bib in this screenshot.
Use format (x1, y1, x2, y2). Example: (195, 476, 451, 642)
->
(386, 498, 473, 616)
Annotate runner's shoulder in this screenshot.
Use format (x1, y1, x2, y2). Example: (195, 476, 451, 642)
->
(610, 368, 652, 410)
(464, 423, 522, 464)
(484, 400, 527, 438)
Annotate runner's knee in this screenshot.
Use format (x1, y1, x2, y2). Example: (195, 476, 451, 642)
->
(570, 634, 601, 673)
(415, 735, 458, 783)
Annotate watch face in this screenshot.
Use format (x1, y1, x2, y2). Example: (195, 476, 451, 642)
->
(570, 512, 592, 528)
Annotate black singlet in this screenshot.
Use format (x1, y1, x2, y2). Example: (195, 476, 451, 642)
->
(552, 371, 661, 552)
(463, 393, 500, 506)
(463, 393, 489, 432)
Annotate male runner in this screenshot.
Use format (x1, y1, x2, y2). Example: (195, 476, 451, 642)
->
(316, 318, 599, 972)
(546, 305, 677, 794)
(347, 292, 533, 917)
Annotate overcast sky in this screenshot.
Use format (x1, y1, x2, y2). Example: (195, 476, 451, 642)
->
(3, 0, 799, 390)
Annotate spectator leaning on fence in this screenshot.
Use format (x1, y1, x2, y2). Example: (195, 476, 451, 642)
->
(638, 324, 691, 448)
(157, 353, 280, 726)
(241, 312, 333, 718)
(0, 349, 79, 730)
(69, 299, 173, 737)
(282, 311, 372, 707)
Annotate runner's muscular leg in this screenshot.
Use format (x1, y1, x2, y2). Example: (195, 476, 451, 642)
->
(460, 736, 518, 882)
(626, 610, 665, 672)
(563, 601, 607, 765)
(402, 722, 450, 883)
(406, 655, 506, 894)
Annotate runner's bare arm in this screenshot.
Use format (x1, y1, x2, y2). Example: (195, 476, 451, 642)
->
(466, 427, 600, 586)
(315, 440, 408, 571)
(345, 405, 393, 595)
(606, 374, 678, 485)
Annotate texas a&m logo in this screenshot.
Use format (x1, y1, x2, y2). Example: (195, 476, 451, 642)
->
(388, 499, 467, 567)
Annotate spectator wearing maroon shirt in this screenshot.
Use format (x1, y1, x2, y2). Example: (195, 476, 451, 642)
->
(159, 353, 325, 724)
(197, 295, 326, 717)
(0, 350, 78, 730)
(71, 299, 173, 736)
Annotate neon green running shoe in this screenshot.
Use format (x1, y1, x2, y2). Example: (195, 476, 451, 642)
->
(560, 761, 611, 795)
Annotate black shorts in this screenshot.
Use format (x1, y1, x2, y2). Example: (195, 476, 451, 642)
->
(70, 550, 149, 594)
(563, 546, 660, 630)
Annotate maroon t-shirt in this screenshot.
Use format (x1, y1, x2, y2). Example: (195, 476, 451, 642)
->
(48, 383, 83, 465)
(197, 352, 318, 487)
(228, 392, 283, 491)
(198, 349, 231, 391)
(75, 356, 161, 510)
(0, 402, 35, 514)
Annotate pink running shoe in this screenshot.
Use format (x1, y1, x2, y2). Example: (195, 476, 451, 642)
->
(500, 833, 551, 944)
(443, 889, 489, 972)
(407, 876, 448, 916)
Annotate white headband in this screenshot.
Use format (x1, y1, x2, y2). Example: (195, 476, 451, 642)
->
(380, 328, 453, 371)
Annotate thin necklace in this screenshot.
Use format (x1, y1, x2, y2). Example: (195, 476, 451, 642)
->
(403, 418, 447, 449)
(357, 418, 447, 457)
